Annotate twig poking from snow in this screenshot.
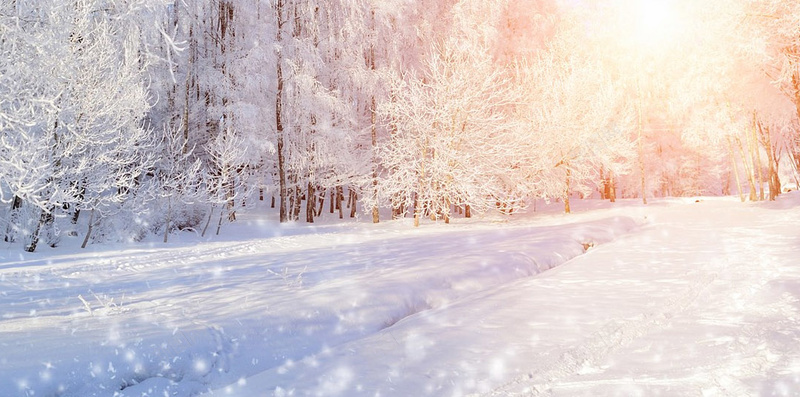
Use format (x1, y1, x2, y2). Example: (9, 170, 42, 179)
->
(268, 266, 307, 288)
(77, 294, 93, 316)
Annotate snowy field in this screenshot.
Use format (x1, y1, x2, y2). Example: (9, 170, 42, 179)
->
(1, 194, 800, 397)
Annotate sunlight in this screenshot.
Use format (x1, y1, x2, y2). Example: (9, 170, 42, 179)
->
(628, 0, 683, 49)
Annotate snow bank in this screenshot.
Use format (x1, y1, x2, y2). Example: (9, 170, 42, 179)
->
(0, 210, 639, 397)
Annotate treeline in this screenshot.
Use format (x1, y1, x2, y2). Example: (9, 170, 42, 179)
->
(1, 0, 800, 251)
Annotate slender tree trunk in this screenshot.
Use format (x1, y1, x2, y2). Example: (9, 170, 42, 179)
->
(350, 191, 357, 218)
(276, 0, 288, 223)
(317, 187, 327, 216)
(751, 115, 765, 201)
(415, 139, 427, 227)
(70, 181, 86, 231)
(728, 137, 745, 202)
(306, 182, 315, 223)
(757, 120, 781, 201)
(201, 206, 215, 237)
(216, 206, 225, 235)
(317, 188, 326, 216)
(164, 195, 171, 243)
(80, 209, 95, 249)
(737, 135, 757, 201)
(564, 167, 571, 214)
(369, 10, 380, 224)
(337, 186, 344, 219)
(287, 188, 295, 221)
(371, 96, 380, 224)
(183, 18, 194, 149)
(293, 184, 302, 221)
(608, 173, 616, 202)
(636, 82, 647, 205)
(226, 169, 236, 222)
(413, 193, 420, 227)
(5, 195, 22, 242)
(599, 167, 607, 200)
(25, 207, 54, 253)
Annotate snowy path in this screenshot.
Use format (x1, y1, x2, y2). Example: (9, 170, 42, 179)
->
(207, 197, 800, 396)
(485, 200, 800, 396)
(1, 196, 799, 397)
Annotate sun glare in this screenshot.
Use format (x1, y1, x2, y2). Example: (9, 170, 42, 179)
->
(630, 0, 683, 49)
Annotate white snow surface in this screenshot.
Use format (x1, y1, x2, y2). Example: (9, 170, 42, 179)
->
(2, 194, 800, 396)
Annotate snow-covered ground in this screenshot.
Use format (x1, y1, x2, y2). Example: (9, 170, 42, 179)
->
(2, 194, 799, 396)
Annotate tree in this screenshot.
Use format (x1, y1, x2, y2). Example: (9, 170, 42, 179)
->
(519, 48, 634, 213)
(0, 0, 159, 251)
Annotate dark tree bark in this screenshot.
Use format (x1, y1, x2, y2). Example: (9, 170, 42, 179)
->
(4, 196, 22, 242)
(26, 207, 55, 253)
(350, 190, 357, 218)
(337, 186, 344, 219)
(275, 0, 288, 223)
(306, 182, 316, 223)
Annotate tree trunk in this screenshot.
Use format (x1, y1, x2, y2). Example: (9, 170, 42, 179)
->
(757, 120, 781, 201)
(599, 167, 607, 200)
(337, 186, 344, 219)
(216, 206, 225, 235)
(751, 115, 765, 201)
(636, 83, 647, 205)
(201, 206, 215, 237)
(226, 171, 236, 222)
(293, 184, 302, 221)
(276, 0, 288, 223)
(288, 186, 295, 220)
(183, 18, 194, 149)
(71, 181, 86, 227)
(164, 195, 171, 243)
(608, 173, 616, 203)
(391, 194, 404, 220)
(564, 168, 571, 214)
(25, 208, 54, 253)
(413, 193, 420, 227)
(369, 12, 380, 224)
(4, 195, 22, 242)
(371, 96, 380, 224)
(317, 188, 326, 216)
(306, 182, 315, 223)
(350, 191, 357, 218)
(728, 137, 745, 202)
(737, 136, 757, 201)
(80, 209, 95, 249)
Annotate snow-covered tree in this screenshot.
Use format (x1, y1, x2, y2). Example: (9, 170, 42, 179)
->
(0, 0, 161, 251)
(379, 3, 527, 224)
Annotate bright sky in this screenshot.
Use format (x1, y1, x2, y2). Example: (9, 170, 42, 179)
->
(630, 0, 684, 48)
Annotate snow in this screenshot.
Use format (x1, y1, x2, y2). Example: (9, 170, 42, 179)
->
(2, 194, 800, 396)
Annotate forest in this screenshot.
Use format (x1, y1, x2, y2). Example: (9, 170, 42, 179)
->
(2, 0, 800, 252)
